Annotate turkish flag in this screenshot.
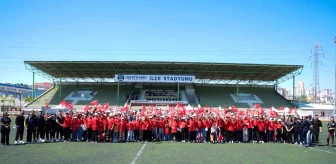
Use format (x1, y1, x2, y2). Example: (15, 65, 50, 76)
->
(45, 102, 49, 108)
(231, 106, 238, 113)
(293, 107, 297, 114)
(271, 111, 278, 118)
(278, 106, 285, 111)
(60, 100, 66, 107)
(83, 105, 89, 112)
(65, 102, 73, 110)
(90, 99, 98, 106)
(254, 104, 260, 109)
(238, 110, 244, 117)
(176, 102, 182, 108)
(103, 102, 110, 110)
(120, 107, 127, 112)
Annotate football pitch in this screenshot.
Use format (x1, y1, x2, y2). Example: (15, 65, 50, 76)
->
(0, 121, 335, 164)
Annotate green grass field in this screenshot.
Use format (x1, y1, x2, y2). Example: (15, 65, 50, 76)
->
(1, 117, 335, 164)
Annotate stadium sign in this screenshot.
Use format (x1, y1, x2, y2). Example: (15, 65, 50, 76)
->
(115, 74, 195, 83)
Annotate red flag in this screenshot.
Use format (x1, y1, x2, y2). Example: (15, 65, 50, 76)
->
(271, 111, 278, 118)
(218, 133, 223, 141)
(90, 99, 98, 106)
(278, 106, 285, 111)
(65, 102, 73, 110)
(103, 102, 110, 110)
(254, 104, 260, 109)
(45, 102, 49, 108)
(83, 105, 89, 112)
(231, 106, 238, 113)
(141, 105, 146, 111)
(293, 107, 297, 114)
(121, 107, 128, 112)
(60, 100, 66, 107)
(238, 110, 244, 117)
(176, 102, 182, 108)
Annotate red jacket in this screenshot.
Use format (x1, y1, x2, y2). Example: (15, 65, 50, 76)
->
(258, 120, 266, 132)
(63, 116, 72, 128)
(171, 120, 178, 133)
(86, 118, 92, 128)
(268, 121, 276, 131)
(92, 117, 100, 131)
(228, 120, 235, 131)
(71, 119, 80, 131)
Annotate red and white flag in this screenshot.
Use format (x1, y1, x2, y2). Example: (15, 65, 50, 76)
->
(90, 99, 98, 106)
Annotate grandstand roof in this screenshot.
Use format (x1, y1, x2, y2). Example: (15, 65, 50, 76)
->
(24, 61, 303, 84)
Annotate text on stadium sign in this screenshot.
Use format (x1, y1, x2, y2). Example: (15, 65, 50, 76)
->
(114, 74, 195, 83)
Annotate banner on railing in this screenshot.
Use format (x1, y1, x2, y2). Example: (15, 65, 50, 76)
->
(114, 74, 195, 83)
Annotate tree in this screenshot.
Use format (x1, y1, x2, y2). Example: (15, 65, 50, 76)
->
(11, 97, 16, 107)
(300, 95, 307, 102)
(0, 96, 8, 106)
(24, 97, 33, 103)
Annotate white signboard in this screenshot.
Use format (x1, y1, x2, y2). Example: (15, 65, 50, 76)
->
(115, 74, 195, 83)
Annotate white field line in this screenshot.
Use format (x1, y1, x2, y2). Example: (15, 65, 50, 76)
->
(131, 142, 147, 164)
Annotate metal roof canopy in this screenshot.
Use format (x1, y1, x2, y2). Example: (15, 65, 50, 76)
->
(24, 61, 303, 84)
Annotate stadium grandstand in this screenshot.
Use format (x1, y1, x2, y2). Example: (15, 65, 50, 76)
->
(22, 61, 303, 111)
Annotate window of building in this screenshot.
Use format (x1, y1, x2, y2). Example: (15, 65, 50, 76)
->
(321, 111, 325, 117)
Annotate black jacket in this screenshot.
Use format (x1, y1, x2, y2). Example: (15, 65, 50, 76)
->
(15, 115, 25, 128)
(26, 116, 35, 129)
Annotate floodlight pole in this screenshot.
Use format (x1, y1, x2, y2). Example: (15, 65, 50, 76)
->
(236, 74, 239, 107)
(117, 82, 120, 105)
(32, 72, 35, 100)
(59, 77, 62, 101)
(177, 83, 180, 101)
(293, 75, 295, 105)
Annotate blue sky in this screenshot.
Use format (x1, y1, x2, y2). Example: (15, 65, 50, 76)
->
(0, 0, 335, 91)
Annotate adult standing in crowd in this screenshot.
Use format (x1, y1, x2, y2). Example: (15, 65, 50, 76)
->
(25, 112, 35, 144)
(15, 110, 25, 144)
(56, 110, 64, 142)
(1, 112, 11, 146)
(311, 115, 322, 146)
(326, 117, 335, 146)
(37, 111, 46, 142)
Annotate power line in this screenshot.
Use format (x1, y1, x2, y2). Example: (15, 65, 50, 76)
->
(0, 45, 310, 53)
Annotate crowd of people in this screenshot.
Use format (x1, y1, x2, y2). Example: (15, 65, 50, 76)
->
(1, 107, 335, 147)
(145, 90, 181, 101)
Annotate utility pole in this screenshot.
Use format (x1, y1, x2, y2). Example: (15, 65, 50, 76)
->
(310, 42, 323, 103)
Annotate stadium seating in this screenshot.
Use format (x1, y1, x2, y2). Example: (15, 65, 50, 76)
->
(26, 84, 133, 108)
(26, 84, 293, 109)
(195, 86, 249, 108)
(195, 86, 293, 108)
